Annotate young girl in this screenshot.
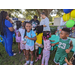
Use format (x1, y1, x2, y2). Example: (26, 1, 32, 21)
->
(35, 25, 43, 62)
(24, 22, 36, 65)
(15, 21, 21, 53)
(18, 22, 26, 55)
(41, 31, 51, 65)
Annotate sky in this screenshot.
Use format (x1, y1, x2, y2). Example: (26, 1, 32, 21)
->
(18, 9, 56, 18)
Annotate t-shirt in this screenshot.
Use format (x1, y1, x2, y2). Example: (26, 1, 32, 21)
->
(40, 17, 50, 31)
(4, 19, 14, 39)
(26, 30, 36, 46)
(30, 19, 40, 31)
(19, 28, 25, 41)
(36, 33, 43, 44)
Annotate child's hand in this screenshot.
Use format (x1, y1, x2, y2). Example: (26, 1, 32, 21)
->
(51, 44, 55, 46)
(65, 57, 68, 63)
(65, 49, 70, 53)
(25, 36, 29, 39)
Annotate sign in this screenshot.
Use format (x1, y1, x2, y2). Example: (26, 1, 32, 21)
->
(12, 18, 18, 20)
(54, 17, 66, 26)
(60, 17, 66, 26)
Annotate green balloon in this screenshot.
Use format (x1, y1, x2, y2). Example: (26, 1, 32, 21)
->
(66, 20, 75, 28)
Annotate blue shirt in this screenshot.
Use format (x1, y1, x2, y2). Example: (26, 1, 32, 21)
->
(26, 30, 36, 46)
(4, 19, 14, 39)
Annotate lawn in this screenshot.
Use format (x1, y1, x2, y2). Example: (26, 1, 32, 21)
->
(0, 42, 73, 65)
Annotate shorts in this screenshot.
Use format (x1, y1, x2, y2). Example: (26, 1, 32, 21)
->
(25, 45, 34, 51)
(35, 42, 43, 50)
(20, 41, 26, 50)
(54, 58, 67, 65)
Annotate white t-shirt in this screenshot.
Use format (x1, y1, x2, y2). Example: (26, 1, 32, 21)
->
(19, 28, 25, 41)
(40, 17, 50, 31)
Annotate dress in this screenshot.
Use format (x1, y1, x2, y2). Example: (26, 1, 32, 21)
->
(15, 28, 21, 43)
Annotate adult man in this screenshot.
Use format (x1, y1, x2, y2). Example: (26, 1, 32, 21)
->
(30, 15, 40, 32)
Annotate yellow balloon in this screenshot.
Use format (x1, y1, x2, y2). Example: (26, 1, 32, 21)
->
(71, 9, 75, 18)
(63, 13, 70, 21)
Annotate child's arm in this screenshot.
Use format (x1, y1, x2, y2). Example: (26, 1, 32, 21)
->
(65, 57, 73, 65)
(25, 36, 37, 41)
(50, 40, 55, 42)
(65, 41, 73, 53)
(51, 42, 59, 46)
(18, 32, 21, 37)
(15, 32, 16, 36)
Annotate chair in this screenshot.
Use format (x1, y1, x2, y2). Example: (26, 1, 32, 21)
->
(68, 37, 75, 52)
(0, 35, 4, 46)
(49, 35, 60, 51)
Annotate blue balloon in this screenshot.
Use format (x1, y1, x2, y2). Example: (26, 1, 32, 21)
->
(63, 9, 73, 14)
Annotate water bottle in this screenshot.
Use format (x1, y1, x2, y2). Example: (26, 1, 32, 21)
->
(23, 38, 27, 44)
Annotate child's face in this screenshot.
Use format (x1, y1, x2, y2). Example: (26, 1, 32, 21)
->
(25, 23, 32, 32)
(60, 30, 69, 39)
(21, 23, 24, 27)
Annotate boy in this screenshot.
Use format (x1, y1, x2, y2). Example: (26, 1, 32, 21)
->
(52, 28, 73, 65)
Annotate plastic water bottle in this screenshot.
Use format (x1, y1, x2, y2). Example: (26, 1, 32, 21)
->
(23, 38, 27, 44)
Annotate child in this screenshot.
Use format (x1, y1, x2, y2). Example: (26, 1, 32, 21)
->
(24, 22, 36, 65)
(52, 28, 73, 65)
(65, 54, 75, 65)
(35, 25, 43, 62)
(18, 22, 26, 55)
(15, 21, 21, 53)
(41, 31, 51, 65)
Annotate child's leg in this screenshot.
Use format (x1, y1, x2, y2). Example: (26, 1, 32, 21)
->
(41, 50, 45, 65)
(35, 49, 38, 60)
(18, 42, 21, 52)
(23, 49, 25, 55)
(30, 51, 34, 65)
(30, 46, 34, 65)
(35, 43, 39, 61)
(38, 47, 43, 60)
(26, 50, 30, 61)
(45, 51, 50, 65)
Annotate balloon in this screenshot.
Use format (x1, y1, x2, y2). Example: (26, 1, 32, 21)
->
(63, 9, 73, 14)
(66, 20, 74, 28)
(71, 10, 75, 18)
(63, 13, 70, 21)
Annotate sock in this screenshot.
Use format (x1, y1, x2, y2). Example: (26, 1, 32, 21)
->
(26, 60, 30, 64)
(30, 61, 33, 64)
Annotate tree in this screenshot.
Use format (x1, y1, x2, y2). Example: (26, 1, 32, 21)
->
(0, 9, 22, 17)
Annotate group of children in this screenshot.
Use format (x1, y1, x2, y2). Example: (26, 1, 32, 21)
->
(14, 21, 74, 65)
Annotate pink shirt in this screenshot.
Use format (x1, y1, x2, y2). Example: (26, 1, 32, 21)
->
(43, 40, 51, 51)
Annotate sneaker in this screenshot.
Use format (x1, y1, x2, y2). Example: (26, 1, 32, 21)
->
(30, 61, 34, 65)
(13, 53, 17, 56)
(24, 62, 29, 65)
(30, 63, 33, 65)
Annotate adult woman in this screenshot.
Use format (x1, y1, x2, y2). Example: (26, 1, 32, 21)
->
(0, 11, 16, 56)
(40, 12, 50, 31)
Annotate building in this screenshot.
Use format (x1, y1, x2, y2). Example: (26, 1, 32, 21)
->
(10, 18, 26, 22)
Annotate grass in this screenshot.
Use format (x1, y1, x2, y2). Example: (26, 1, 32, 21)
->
(0, 42, 73, 65)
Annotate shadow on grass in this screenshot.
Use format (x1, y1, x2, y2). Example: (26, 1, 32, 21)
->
(0, 43, 73, 65)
